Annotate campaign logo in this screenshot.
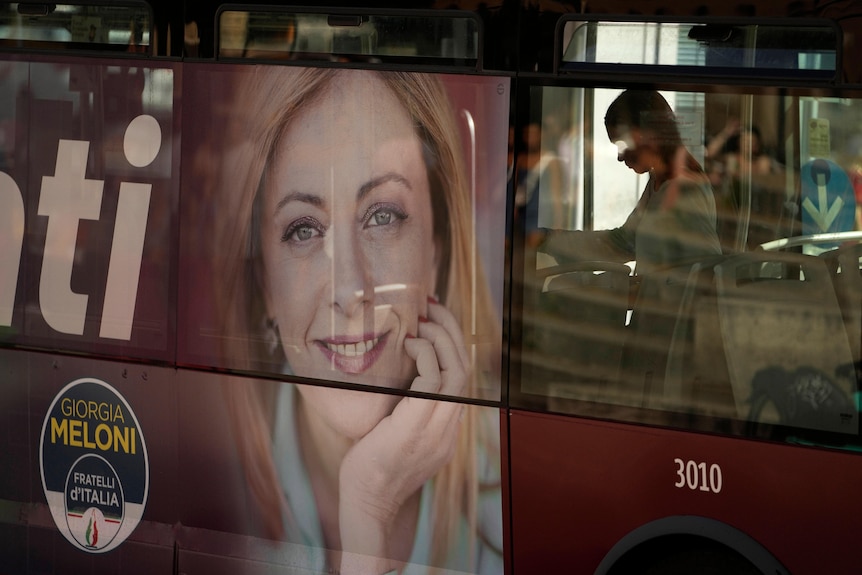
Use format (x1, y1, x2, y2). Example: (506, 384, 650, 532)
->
(39, 378, 148, 553)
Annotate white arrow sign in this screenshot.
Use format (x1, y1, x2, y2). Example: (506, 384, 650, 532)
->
(803, 173, 844, 232)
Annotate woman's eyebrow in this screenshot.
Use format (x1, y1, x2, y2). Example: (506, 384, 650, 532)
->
(273, 191, 324, 216)
(357, 172, 412, 200)
(272, 172, 411, 215)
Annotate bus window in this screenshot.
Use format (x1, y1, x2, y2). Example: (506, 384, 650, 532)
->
(559, 19, 838, 80)
(514, 81, 862, 440)
(217, 7, 479, 68)
(0, 1, 151, 52)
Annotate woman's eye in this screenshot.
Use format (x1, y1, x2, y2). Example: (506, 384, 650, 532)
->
(282, 217, 324, 243)
(363, 204, 407, 228)
(372, 210, 392, 226)
(293, 225, 317, 241)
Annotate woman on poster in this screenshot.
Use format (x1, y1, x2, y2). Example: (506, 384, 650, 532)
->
(210, 67, 503, 575)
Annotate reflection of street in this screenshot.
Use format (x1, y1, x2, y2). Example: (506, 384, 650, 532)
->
(521, 243, 860, 437)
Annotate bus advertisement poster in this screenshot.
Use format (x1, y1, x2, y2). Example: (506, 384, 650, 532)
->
(174, 62, 509, 574)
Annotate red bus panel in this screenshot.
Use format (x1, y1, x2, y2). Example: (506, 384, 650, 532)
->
(510, 409, 862, 573)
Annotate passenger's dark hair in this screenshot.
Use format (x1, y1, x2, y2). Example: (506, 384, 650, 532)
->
(605, 89, 703, 179)
(605, 90, 682, 156)
(725, 125, 764, 155)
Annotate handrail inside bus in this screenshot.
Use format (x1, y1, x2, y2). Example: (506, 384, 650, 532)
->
(760, 231, 862, 251)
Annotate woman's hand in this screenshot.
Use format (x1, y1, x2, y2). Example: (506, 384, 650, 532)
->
(337, 299, 469, 573)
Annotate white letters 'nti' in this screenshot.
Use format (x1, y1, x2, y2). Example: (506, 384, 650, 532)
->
(37, 115, 160, 339)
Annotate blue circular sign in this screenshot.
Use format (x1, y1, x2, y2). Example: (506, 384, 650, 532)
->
(39, 378, 148, 553)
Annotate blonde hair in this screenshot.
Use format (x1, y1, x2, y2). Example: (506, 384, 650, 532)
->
(212, 66, 500, 567)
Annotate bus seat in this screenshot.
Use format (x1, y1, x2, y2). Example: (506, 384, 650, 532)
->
(820, 243, 862, 369)
(714, 251, 858, 434)
(661, 257, 735, 417)
(531, 261, 630, 397)
(617, 264, 694, 408)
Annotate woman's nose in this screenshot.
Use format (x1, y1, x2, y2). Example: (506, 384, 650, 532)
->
(329, 231, 372, 317)
(614, 140, 629, 163)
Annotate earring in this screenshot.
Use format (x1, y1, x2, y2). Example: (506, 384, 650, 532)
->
(263, 317, 281, 356)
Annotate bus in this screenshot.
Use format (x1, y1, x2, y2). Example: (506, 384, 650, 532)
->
(1, 1, 861, 573)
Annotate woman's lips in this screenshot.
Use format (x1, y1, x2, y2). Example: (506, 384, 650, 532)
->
(316, 332, 388, 374)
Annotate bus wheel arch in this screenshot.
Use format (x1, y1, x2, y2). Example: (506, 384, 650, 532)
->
(595, 516, 789, 575)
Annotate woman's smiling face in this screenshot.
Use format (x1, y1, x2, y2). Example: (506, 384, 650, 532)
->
(259, 72, 439, 389)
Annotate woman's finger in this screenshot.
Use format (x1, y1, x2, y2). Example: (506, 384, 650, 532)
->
(418, 320, 464, 373)
(426, 300, 471, 367)
(403, 336, 442, 394)
(417, 326, 468, 398)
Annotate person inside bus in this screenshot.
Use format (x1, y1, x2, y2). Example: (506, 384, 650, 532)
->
(706, 119, 782, 182)
(515, 121, 567, 249)
(537, 89, 722, 277)
(210, 67, 502, 575)
(705, 119, 785, 248)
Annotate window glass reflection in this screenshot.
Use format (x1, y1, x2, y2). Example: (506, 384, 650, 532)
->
(0, 2, 150, 51)
(218, 9, 478, 66)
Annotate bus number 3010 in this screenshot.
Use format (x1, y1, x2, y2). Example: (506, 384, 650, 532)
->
(673, 458, 722, 493)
